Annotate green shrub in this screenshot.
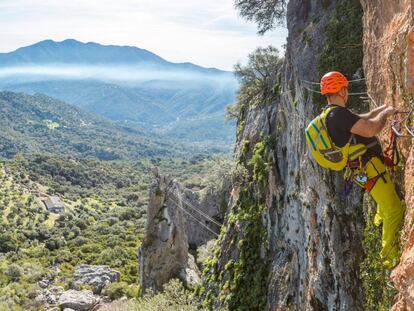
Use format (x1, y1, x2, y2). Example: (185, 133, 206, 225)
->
(5, 264, 23, 282)
(106, 279, 202, 311)
(197, 239, 217, 268)
(103, 281, 140, 300)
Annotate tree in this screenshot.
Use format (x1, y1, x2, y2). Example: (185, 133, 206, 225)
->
(235, 0, 287, 34)
(0, 233, 17, 252)
(231, 46, 283, 114)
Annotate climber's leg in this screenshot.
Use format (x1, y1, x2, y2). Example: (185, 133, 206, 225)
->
(366, 157, 404, 269)
(374, 211, 383, 226)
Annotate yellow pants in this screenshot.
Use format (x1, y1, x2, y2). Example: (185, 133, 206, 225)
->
(356, 157, 404, 269)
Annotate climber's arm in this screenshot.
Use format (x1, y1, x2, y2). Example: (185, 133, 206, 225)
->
(358, 104, 387, 120)
(351, 106, 395, 137)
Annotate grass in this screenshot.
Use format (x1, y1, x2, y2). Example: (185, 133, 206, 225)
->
(44, 120, 60, 130)
(44, 213, 59, 228)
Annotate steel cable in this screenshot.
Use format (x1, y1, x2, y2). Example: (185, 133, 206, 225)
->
(172, 190, 223, 227)
(169, 197, 219, 237)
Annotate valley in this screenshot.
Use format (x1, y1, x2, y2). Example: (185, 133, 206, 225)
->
(0, 153, 231, 310)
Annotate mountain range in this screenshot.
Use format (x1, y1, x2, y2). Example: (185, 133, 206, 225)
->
(0, 40, 238, 145)
(0, 39, 222, 74)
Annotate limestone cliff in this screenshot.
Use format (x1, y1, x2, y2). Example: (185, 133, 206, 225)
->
(201, 1, 366, 310)
(360, 1, 414, 310)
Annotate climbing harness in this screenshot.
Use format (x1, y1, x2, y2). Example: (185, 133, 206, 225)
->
(344, 156, 369, 195)
(351, 157, 387, 193)
(352, 156, 368, 184)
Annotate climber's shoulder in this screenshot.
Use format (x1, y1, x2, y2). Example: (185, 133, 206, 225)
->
(325, 106, 360, 147)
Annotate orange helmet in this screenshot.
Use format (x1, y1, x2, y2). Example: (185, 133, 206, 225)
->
(320, 71, 349, 95)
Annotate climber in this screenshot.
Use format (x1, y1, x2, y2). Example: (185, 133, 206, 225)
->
(321, 71, 404, 269)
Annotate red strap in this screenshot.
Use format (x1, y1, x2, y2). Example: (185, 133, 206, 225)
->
(384, 124, 400, 171)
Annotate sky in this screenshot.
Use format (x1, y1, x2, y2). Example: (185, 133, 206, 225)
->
(0, 0, 287, 70)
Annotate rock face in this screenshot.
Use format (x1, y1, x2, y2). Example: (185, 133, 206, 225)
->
(360, 1, 414, 310)
(182, 179, 230, 248)
(58, 290, 98, 311)
(202, 1, 366, 310)
(73, 264, 120, 294)
(139, 174, 203, 293)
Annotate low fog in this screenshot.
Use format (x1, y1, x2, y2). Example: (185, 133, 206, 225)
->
(0, 64, 237, 86)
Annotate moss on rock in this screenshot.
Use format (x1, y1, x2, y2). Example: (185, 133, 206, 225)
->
(315, 0, 365, 112)
(201, 138, 274, 310)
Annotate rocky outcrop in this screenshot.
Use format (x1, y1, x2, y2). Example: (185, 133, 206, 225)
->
(360, 1, 414, 310)
(139, 172, 203, 293)
(58, 290, 98, 311)
(73, 264, 120, 294)
(34, 265, 119, 310)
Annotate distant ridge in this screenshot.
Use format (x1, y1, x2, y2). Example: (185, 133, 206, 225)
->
(0, 39, 227, 75)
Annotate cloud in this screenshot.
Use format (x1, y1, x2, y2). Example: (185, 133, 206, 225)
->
(0, 0, 287, 70)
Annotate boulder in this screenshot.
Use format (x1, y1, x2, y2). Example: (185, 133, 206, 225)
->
(35, 289, 57, 305)
(73, 265, 120, 294)
(58, 290, 98, 311)
(38, 279, 49, 289)
(49, 286, 65, 297)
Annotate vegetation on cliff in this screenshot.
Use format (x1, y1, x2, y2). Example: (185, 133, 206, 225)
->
(316, 0, 365, 111)
(226, 46, 283, 141)
(200, 138, 273, 311)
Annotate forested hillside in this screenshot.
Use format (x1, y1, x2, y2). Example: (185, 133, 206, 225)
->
(0, 91, 190, 159)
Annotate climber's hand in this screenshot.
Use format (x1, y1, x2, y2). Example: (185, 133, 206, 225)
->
(385, 106, 396, 117)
